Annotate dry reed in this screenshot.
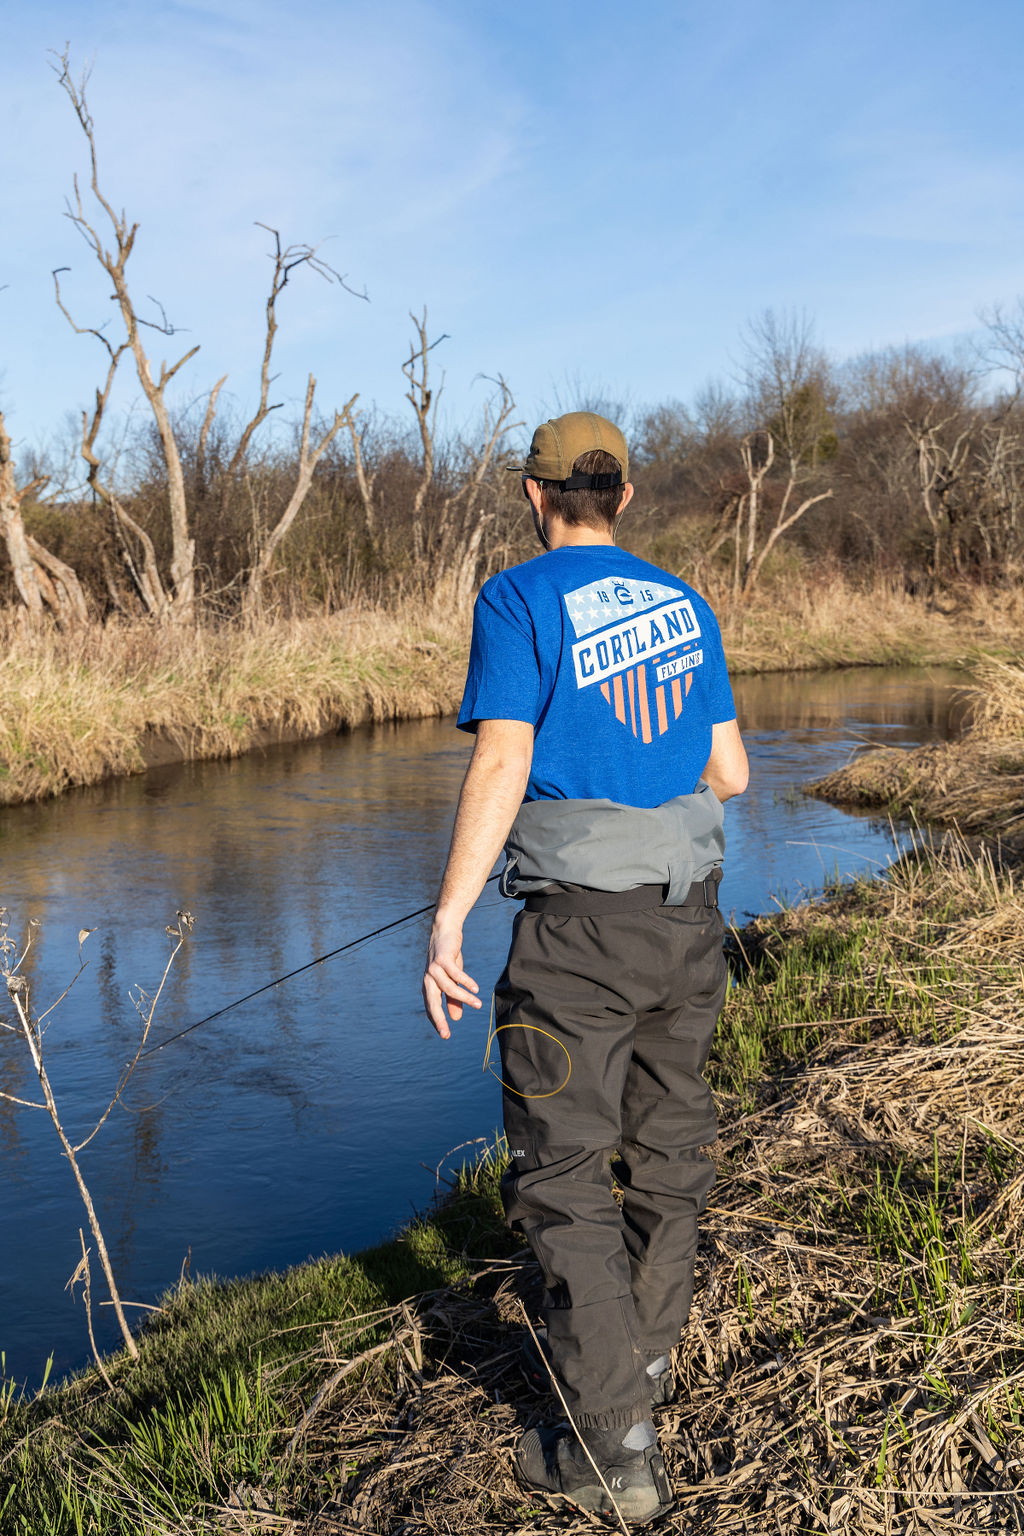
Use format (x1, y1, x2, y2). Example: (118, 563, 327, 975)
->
(1, 575, 1019, 807)
(717, 571, 1024, 676)
(0, 604, 467, 805)
(814, 657, 1024, 839)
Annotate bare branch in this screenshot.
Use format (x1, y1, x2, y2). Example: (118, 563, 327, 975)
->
(67, 1231, 115, 1390)
(75, 911, 194, 1153)
(244, 385, 359, 614)
(53, 54, 196, 617)
(403, 308, 449, 561)
(1, 911, 193, 1361)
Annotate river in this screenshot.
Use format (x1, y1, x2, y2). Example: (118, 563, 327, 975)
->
(0, 665, 963, 1388)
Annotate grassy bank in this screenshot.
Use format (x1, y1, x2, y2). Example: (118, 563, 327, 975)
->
(813, 656, 1024, 841)
(2, 573, 1021, 807)
(0, 605, 467, 806)
(3, 830, 1023, 1533)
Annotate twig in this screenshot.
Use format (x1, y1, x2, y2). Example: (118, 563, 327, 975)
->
(67, 1231, 115, 1390)
(517, 1302, 631, 1536)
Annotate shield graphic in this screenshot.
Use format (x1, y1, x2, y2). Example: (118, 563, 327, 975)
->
(563, 575, 702, 744)
(598, 658, 693, 743)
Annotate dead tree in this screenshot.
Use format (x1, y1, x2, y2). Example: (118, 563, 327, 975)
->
(403, 309, 449, 564)
(55, 52, 198, 620)
(243, 373, 358, 615)
(346, 409, 380, 544)
(0, 411, 89, 625)
(53, 56, 365, 620)
(222, 226, 362, 614)
(736, 430, 833, 597)
(906, 410, 973, 580)
(732, 310, 835, 598)
(434, 374, 521, 606)
(345, 314, 514, 597)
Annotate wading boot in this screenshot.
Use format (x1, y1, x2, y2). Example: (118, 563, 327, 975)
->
(521, 1326, 675, 1406)
(516, 1417, 674, 1525)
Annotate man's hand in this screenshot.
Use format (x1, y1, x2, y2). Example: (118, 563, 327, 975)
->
(422, 915, 482, 1040)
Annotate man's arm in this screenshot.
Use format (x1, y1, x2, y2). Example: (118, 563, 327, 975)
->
(701, 719, 749, 801)
(423, 718, 534, 1040)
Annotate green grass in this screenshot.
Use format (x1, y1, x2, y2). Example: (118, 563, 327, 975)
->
(0, 1149, 514, 1534)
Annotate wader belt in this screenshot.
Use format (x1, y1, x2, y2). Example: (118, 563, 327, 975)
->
(523, 873, 720, 917)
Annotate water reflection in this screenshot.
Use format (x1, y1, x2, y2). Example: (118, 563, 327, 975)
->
(0, 666, 962, 1386)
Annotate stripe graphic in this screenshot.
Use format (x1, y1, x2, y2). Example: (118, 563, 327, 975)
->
(637, 662, 652, 743)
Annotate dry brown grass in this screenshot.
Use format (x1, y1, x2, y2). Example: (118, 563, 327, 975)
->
(0, 604, 467, 804)
(1, 574, 1020, 806)
(717, 572, 1024, 676)
(813, 657, 1024, 839)
(195, 834, 1024, 1536)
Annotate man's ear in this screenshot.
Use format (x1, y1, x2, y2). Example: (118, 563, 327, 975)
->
(616, 483, 634, 518)
(525, 478, 546, 515)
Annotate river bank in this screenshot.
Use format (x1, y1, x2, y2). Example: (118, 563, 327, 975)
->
(3, 822, 1023, 1535)
(1, 573, 1020, 806)
(813, 656, 1024, 843)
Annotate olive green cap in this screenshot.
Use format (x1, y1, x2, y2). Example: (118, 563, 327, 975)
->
(509, 410, 629, 486)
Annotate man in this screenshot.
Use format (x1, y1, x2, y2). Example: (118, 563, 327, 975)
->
(422, 411, 748, 1524)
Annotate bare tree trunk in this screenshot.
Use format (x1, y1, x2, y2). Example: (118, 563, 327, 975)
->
(346, 411, 377, 540)
(0, 411, 89, 626)
(0, 414, 45, 623)
(25, 536, 90, 626)
(737, 432, 774, 597)
(733, 429, 833, 598)
(742, 486, 833, 595)
(403, 309, 449, 564)
(243, 379, 357, 616)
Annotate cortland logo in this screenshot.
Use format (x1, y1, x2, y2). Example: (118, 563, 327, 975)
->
(572, 598, 701, 688)
(562, 579, 705, 744)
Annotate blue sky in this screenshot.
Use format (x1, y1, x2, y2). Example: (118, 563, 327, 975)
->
(2, 0, 1023, 459)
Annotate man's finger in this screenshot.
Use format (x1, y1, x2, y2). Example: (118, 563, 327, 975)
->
(427, 963, 483, 1009)
(422, 974, 452, 1040)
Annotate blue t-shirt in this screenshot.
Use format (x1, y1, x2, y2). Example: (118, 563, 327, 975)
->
(458, 546, 736, 807)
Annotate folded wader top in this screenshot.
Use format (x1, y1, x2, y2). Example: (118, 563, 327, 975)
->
(500, 781, 725, 906)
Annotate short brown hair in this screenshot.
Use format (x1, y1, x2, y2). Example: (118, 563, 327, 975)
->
(537, 449, 624, 532)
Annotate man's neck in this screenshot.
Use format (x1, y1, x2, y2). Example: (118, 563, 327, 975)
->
(543, 522, 616, 550)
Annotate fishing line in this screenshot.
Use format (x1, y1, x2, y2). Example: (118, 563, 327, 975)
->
(139, 873, 501, 1060)
(481, 993, 572, 1098)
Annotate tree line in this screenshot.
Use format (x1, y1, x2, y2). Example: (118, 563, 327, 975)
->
(3, 55, 1024, 628)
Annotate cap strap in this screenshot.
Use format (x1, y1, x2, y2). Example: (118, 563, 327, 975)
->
(558, 471, 622, 491)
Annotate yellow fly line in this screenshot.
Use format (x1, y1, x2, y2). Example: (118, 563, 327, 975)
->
(481, 993, 572, 1099)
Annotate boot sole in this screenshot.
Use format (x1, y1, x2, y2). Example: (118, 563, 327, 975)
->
(514, 1460, 675, 1526)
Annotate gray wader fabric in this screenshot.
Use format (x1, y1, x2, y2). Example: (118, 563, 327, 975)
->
(497, 887, 726, 1430)
(501, 783, 725, 904)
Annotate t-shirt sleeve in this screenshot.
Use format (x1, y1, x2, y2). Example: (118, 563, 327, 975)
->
(701, 604, 737, 724)
(457, 576, 541, 732)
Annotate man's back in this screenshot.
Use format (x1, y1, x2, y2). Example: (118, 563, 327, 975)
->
(459, 544, 736, 806)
